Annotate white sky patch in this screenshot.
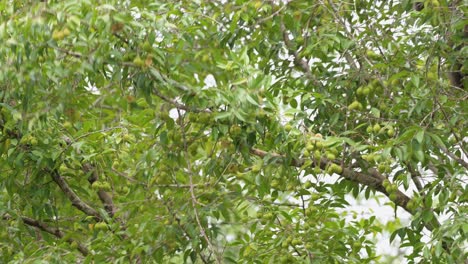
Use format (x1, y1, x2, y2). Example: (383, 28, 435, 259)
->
(169, 108, 183, 119)
(84, 78, 100, 95)
(203, 74, 217, 89)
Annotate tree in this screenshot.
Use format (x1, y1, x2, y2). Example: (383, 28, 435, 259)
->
(0, 0, 466, 263)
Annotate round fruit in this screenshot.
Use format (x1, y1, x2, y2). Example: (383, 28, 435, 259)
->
(251, 165, 261, 173)
(94, 222, 107, 231)
(382, 179, 390, 188)
(70, 241, 78, 249)
(373, 124, 381, 133)
(362, 87, 370, 96)
(133, 56, 144, 67)
(91, 181, 101, 190)
(291, 239, 301, 246)
(387, 128, 395, 137)
(315, 141, 323, 149)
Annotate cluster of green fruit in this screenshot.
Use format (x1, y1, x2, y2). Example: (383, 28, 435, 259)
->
(19, 134, 38, 146)
(366, 123, 395, 137)
(356, 79, 381, 97)
(189, 113, 213, 124)
(303, 134, 343, 175)
(406, 198, 419, 211)
(382, 179, 399, 201)
(52, 27, 71, 41)
(229, 125, 243, 139)
(257, 211, 275, 225)
(281, 236, 302, 248)
(116, 186, 130, 195)
(88, 222, 108, 231)
(91, 181, 112, 191)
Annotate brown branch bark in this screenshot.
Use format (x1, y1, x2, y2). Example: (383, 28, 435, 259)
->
(2, 214, 89, 256)
(49, 169, 102, 221)
(249, 147, 441, 232)
(152, 88, 212, 113)
(279, 22, 322, 88)
(83, 163, 117, 218)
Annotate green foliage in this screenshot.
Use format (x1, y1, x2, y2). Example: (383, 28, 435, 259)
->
(0, 0, 466, 263)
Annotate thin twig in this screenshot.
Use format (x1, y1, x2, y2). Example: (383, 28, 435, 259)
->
(178, 108, 222, 263)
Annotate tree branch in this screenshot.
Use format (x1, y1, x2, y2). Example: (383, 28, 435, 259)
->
(48, 169, 102, 221)
(3, 214, 88, 256)
(249, 147, 442, 231)
(152, 88, 211, 113)
(83, 163, 117, 218)
(279, 22, 322, 88)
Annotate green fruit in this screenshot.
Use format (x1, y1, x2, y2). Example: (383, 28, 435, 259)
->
(362, 87, 370, 96)
(70, 241, 78, 249)
(373, 124, 381, 133)
(378, 163, 387, 173)
(142, 41, 152, 52)
(230, 125, 242, 137)
(291, 239, 301, 246)
(326, 152, 336, 160)
(303, 149, 310, 157)
(271, 180, 280, 188)
(52, 30, 65, 40)
(348, 100, 363, 111)
(366, 125, 373, 133)
(304, 181, 313, 189)
(331, 164, 342, 174)
(315, 141, 323, 149)
(284, 124, 293, 132)
(305, 206, 316, 216)
(62, 28, 71, 37)
(313, 150, 321, 160)
(306, 144, 314, 151)
(382, 179, 390, 188)
(385, 184, 393, 193)
(387, 128, 395, 137)
(63, 121, 73, 130)
(91, 181, 101, 190)
(389, 193, 397, 201)
(313, 166, 321, 174)
(263, 212, 274, 220)
(94, 222, 107, 231)
(356, 87, 363, 96)
(133, 56, 144, 67)
(251, 165, 261, 173)
(366, 50, 380, 60)
(101, 182, 111, 191)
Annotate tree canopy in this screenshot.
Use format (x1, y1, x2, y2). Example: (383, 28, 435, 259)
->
(0, 0, 467, 263)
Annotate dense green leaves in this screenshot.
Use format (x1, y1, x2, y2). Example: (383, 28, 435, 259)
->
(1, 0, 467, 263)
